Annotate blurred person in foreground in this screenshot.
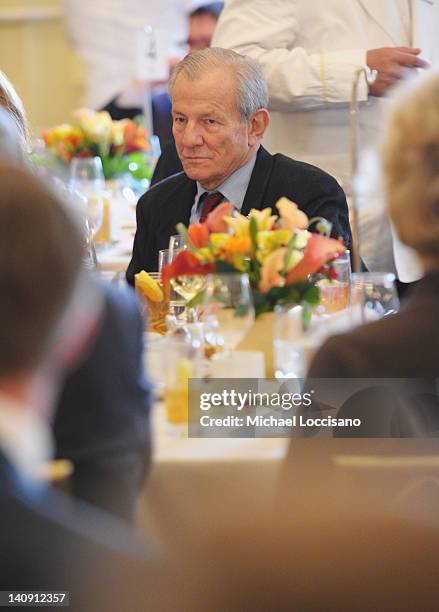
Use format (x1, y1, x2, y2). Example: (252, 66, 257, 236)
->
(0, 163, 159, 608)
(280, 72, 439, 519)
(0, 69, 152, 523)
(126, 47, 352, 278)
(306, 70, 439, 379)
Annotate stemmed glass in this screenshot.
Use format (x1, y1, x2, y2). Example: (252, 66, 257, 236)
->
(69, 157, 105, 257)
(168, 234, 186, 258)
(159, 248, 187, 319)
(200, 273, 255, 357)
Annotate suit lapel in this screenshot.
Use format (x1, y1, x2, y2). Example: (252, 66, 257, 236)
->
(157, 176, 196, 241)
(241, 147, 275, 216)
(357, 0, 404, 45)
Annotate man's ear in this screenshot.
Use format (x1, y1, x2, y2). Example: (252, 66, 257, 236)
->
(248, 109, 270, 146)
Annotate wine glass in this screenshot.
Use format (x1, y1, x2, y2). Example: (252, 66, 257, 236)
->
(163, 247, 207, 304)
(201, 273, 255, 356)
(168, 234, 186, 259)
(69, 157, 105, 240)
(352, 272, 400, 320)
(158, 248, 188, 318)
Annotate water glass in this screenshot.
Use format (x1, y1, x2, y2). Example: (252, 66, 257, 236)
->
(352, 272, 400, 319)
(273, 305, 307, 379)
(158, 248, 187, 317)
(69, 157, 105, 238)
(318, 250, 351, 313)
(168, 234, 186, 258)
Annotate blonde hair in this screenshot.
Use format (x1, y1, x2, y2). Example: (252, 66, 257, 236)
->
(0, 70, 29, 153)
(383, 70, 439, 270)
(169, 47, 268, 120)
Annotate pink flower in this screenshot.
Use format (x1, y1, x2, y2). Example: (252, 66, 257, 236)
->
(259, 248, 286, 292)
(206, 202, 234, 233)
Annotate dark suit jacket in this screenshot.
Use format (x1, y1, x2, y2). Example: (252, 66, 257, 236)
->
(150, 141, 183, 186)
(0, 452, 158, 610)
(126, 146, 351, 282)
(53, 283, 151, 521)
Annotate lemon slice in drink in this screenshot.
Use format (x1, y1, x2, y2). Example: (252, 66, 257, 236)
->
(134, 270, 164, 302)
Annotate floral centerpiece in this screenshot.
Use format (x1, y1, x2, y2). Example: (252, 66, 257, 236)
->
(40, 109, 152, 181)
(162, 197, 345, 327)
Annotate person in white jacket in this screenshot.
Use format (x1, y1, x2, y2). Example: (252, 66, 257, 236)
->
(213, 0, 437, 281)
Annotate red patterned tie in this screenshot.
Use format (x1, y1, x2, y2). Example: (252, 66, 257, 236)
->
(199, 192, 223, 222)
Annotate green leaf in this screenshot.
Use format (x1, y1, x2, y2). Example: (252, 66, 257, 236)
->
(186, 290, 205, 309)
(249, 216, 258, 252)
(301, 302, 313, 330)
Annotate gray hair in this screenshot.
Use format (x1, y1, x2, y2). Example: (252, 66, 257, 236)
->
(169, 47, 268, 120)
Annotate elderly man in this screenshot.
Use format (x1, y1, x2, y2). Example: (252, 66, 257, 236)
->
(126, 47, 351, 279)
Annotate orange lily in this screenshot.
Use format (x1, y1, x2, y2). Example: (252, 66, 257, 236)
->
(188, 222, 210, 248)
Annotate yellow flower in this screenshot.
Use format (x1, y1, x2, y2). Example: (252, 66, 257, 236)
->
(111, 119, 128, 146)
(276, 197, 309, 230)
(209, 233, 230, 252)
(248, 207, 277, 231)
(74, 109, 112, 145)
(224, 211, 250, 237)
(285, 249, 304, 271)
(195, 247, 215, 264)
(256, 229, 292, 263)
(52, 123, 77, 141)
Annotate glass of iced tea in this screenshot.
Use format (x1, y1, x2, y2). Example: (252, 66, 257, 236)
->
(318, 251, 351, 313)
(134, 270, 169, 335)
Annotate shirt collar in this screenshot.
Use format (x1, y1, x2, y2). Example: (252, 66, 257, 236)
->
(194, 151, 258, 218)
(0, 391, 53, 491)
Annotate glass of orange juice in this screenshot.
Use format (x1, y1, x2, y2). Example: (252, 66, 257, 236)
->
(163, 325, 205, 428)
(134, 270, 169, 335)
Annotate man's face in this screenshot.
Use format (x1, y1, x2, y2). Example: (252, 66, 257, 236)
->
(188, 14, 218, 52)
(172, 69, 253, 190)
